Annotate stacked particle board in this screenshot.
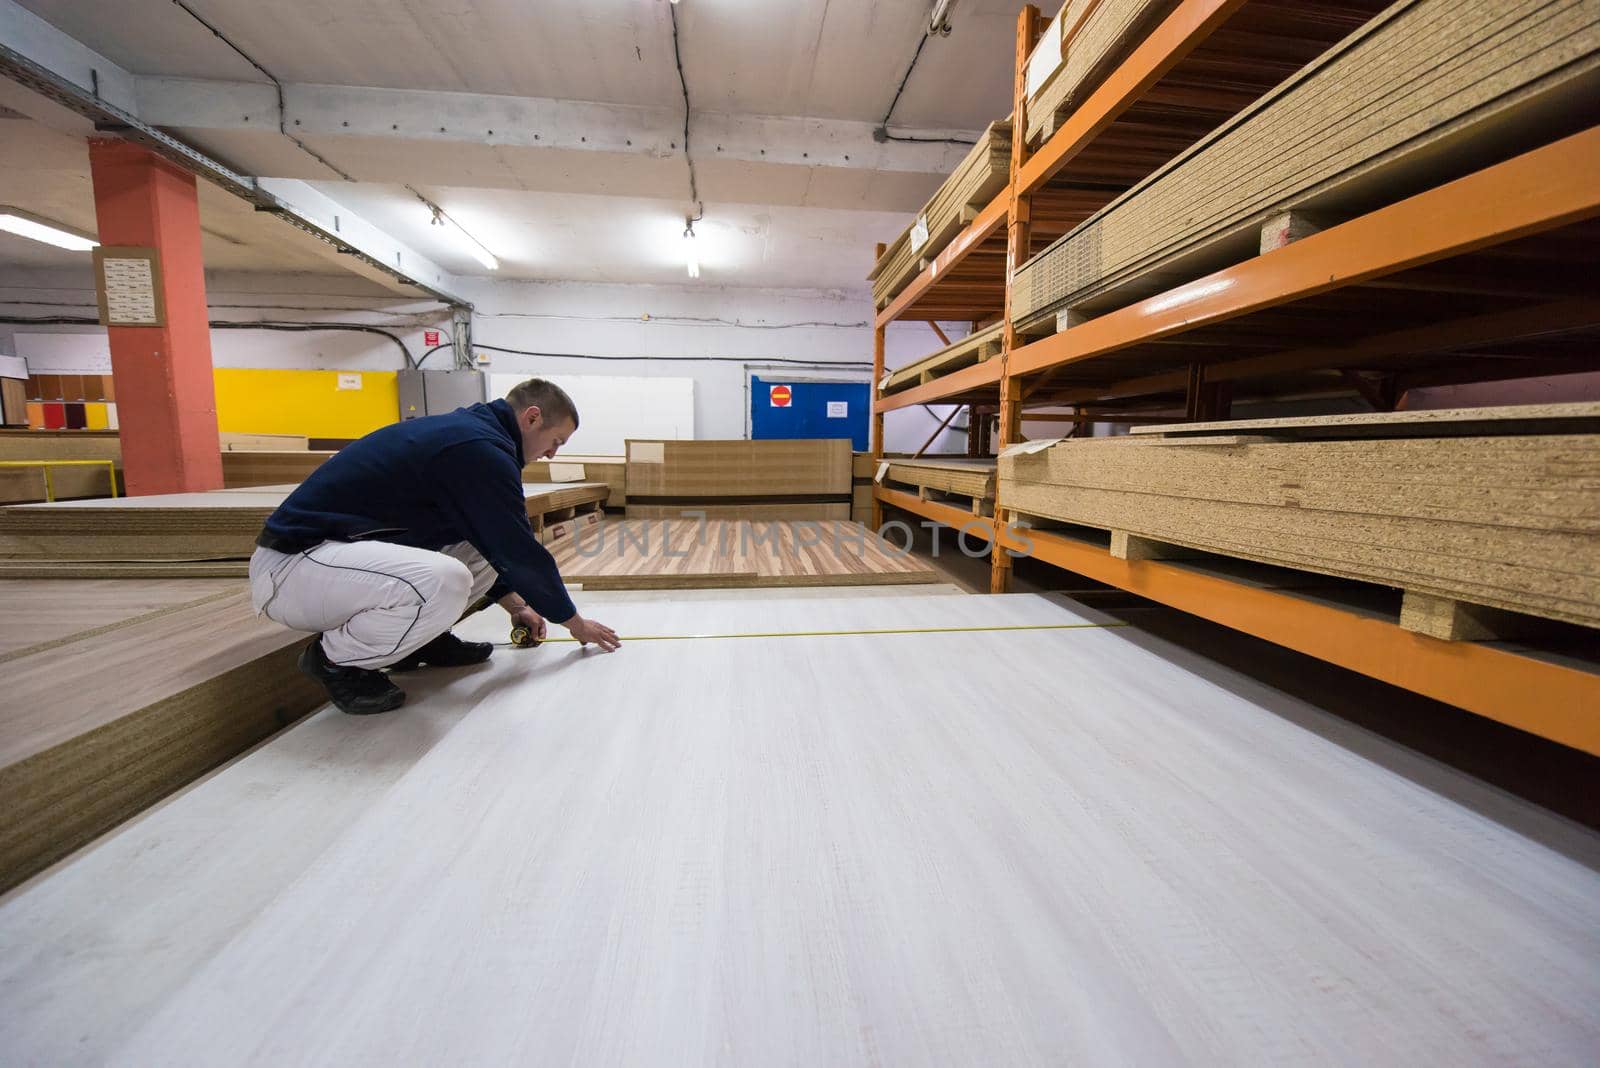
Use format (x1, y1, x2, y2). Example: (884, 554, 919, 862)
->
(0, 483, 609, 563)
(883, 457, 997, 517)
(851, 452, 876, 524)
(220, 432, 309, 451)
(0, 429, 121, 503)
(0, 583, 324, 893)
(221, 450, 334, 489)
(1012, 0, 1600, 327)
(869, 122, 1012, 309)
(1024, 0, 1176, 144)
(624, 439, 853, 521)
(549, 519, 940, 589)
(998, 404, 1600, 629)
(523, 455, 627, 507)
(881, 323, 1005, 396)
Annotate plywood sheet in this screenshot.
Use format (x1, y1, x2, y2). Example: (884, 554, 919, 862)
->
(0, 578, 240, 657)
(551, 519, 939, 589)
(220, 450, 333, 488)
(3, 593, 1595, 1063)
(625, 439, 852, 498)
(1137, 401, 1600, 439)
(523, 455, 626, 505)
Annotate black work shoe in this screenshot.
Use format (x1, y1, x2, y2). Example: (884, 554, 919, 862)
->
(387, 630, 494, 673)
(298, 637, 406, 716)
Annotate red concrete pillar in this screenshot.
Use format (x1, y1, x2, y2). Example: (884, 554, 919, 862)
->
(87, 139, 222, 495)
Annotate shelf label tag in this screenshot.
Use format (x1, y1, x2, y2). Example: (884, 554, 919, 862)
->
(909, 215, 930, 253)
(874, 461, 890, 483)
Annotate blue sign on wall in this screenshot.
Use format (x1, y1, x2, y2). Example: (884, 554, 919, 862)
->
(750, 376, 869, 451)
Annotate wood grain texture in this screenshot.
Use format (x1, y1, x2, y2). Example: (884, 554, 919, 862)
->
(1002, 430, 1600, 627)
(551, 519, 938, 590)
(0, 589, 323, 893)
(0, 483, 609, 561)
(3, 593, 1595, 1063)
(624, 439, 852, 498)
(220, 450, 333, 488)
(624, 502, 852, 522)
(0, 578, 240, 657)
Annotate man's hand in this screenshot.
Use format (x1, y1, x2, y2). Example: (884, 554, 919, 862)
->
(507, 604, 546, 647)
(565, 614, 621, 652)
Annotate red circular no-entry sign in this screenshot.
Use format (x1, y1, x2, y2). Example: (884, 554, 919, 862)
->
(770, 384, 793, 407)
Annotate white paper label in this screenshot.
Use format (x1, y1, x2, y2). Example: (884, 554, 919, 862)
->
(1000, 436, 1062, 458)
(336, 373, 362, 390)
(547, 462, 586, 482)
(874, 461, 890, 484)
(878, 373, 892, 391)
(1024, 7, 1066, 99)
(826, 400, 848, 419)
(909, 215, 930, 253)
(100, 258, 159, 326)
(628, 441, 665, 464)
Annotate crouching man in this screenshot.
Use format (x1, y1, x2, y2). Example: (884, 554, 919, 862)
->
(248, 377, 620, 715)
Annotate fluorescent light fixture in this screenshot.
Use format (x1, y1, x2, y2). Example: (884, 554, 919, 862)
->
(424, 203, 498, 271)
(0, 207, 98, 252)
(683, 218, 700, 279)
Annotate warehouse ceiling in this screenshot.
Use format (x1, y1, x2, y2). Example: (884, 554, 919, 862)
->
(0, 0, 1022, 294)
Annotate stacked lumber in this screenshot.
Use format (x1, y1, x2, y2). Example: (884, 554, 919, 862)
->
(0, 483, 609, 563)
(881, 323, 1005, 396)
(220, 432, 308, 451)
(523, 455, 627, 507)
(550, 519, 940, 590)
(0, 429, 121, 503)
(1013, 0, 1600, 327)
(869, 122, 1012, 310)
(851, 452, 876, 524)
(0, 583, 324, 893)
(998, 404, 1600, 631)
(1024, 0, 1175, 144)
(220, 450, 334, 488)
(883, 458, 997, 517)
(624, 439, 853, 521)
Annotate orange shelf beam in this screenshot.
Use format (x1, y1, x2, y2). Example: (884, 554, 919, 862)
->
(875, 358, 1004, 413)
(998, 527, 1600, 755)
(1011, 125, 1600, 378)
(875, 189, 1010, 329)
(1018, 0, 1246, 196)
(874, 486, 996, 540)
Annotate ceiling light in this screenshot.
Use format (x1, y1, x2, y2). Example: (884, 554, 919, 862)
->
(0, 207, 98, 252)
(424, 203, 498, 271)
(683, 218, 700, 279)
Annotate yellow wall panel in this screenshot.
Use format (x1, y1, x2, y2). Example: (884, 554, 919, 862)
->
(213, 370, 398, 439)
(84, 402, 109, 430)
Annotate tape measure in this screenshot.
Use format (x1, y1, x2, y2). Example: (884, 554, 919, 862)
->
(509, 624, 541, 647)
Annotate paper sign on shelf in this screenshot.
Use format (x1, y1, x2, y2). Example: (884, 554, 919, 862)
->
(1024, 7, 1066, 100)
(1000, 436, 1061, 458)
(878, 373, 892, 391)
(547, 462, 586, 482)
(336, 373, 362, 390)
(826, 400, 848, 419)
(874, 461, 890, 483)
(628, 441, 665, 464)
(909, 215, 930, 253)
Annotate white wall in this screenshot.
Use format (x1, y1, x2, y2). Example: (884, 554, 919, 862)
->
(0, 268, 968, 453)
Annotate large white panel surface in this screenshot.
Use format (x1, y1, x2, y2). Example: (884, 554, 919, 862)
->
(489, 371, 693, 455)
(3, 593, 1597, 1064)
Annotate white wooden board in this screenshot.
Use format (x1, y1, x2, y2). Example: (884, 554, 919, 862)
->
(1, 593, 1595, 1064)
(489, 372, 695, 456)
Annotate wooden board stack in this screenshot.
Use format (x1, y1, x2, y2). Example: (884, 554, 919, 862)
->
(0, 429, 120, 503)
(851, 452, 876, 524)
(550, 518, 939, 589)
(1012, 0, 1600, 328)
(884, 457, 997, 517)
(998, 404, 1600, 633)
(0, 483, 610, 567)
(0, 582, 324, 894)
(523, 455, 627, 507)
(219, 432, 309, 451)
(220, 450, 333, 488)
(869, 122, 1012, 310)
(881, 323, 1005, 396)
(1024, 0, 1174, 145)
(624, 439, 853, 521)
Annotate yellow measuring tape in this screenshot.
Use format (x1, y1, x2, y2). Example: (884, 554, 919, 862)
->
(510, 621, 1128, 646)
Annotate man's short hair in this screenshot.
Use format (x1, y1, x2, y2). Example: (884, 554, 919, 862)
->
(505, 378, 579, 430)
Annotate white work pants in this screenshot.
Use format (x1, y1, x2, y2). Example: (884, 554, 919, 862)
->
(249, 540, 498, 668)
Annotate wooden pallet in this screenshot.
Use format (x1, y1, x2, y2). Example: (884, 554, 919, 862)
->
(999, 404, 1600, 632)
(881, 324, 1005, 397)
(1012, 0, 1600, 330)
